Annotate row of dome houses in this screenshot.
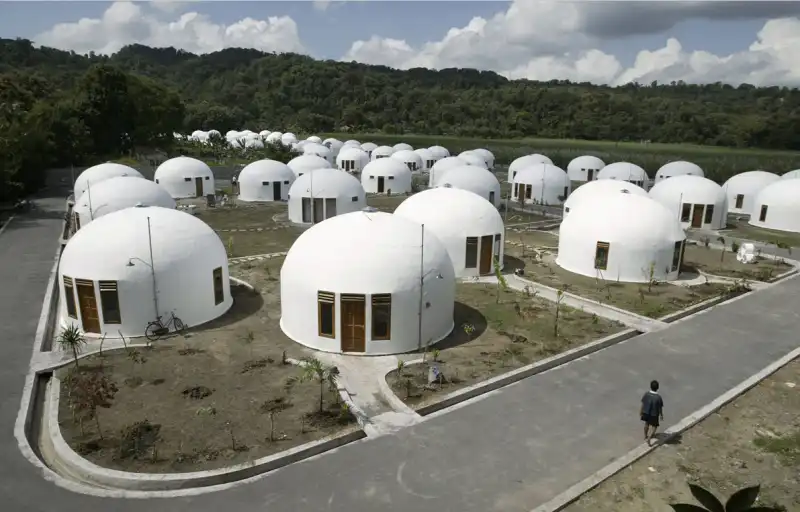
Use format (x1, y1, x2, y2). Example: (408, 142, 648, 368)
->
(59, 138, 800, 356)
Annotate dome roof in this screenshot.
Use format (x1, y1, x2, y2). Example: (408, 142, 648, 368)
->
(392, 143, 413, 152)
(428, 146, 450, 160)
(74, 163, 145, 201)
(155, 156, 213, 180)
(288, 168, 364, 199)
(371, 145, 395, 159)
(781, 169, 800, 180)
(74, 176, 175, 223)
(394, 187, 503, 242)
(749, 179, 800, 232)
(391, 149, 423, 168)
(361, 142, 378, 152)
(281, 132, 298, 145)
(723, 170, 780, 214)
(567, 155, 605, 174)
(430, 157, 468, 184)
(470, 148, 495, 168)
(563, 179, 647, 213)
(362, 158, 410, 177)
(458, 151, 489, 169)
(287, 154, 331, 176)
(597, 162, 649, 181)
(336, 147, 369, 167)
(436, 165, 501, 206)
(649, 175, 725, 207)
(414, 147, 434, 165)
(281, 210, 453, 294)
(513, 163, 569, 185)
(306, 135, 322, 144)
(303, 143, 333, 161)
(238, 160, 295, 202)
(510, 154, 553, 174)
(266, 132, 282, 142)
(655, 161, 704, 182)
(343, 139, 361, 147)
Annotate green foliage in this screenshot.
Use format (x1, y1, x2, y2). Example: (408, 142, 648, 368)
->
(669, 483, 781, 512)
(57, 324, 87, 368)
(298, 357, 336, 413)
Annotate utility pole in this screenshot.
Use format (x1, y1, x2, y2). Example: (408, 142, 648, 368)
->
(147, 216, 159, 319)
(416, 223, 425, 353)
(87, 181, 94, 220)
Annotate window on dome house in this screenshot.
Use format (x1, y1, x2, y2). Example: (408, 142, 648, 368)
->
(371, 294, 391, 340)
(594, 242, 610, 270)
(318, 291, 335, 338)
(735, 194, 744, 209)
(759, 205, 768, 222)
(63, 276, 77, 319)
(681, 203, 691, 222)
(99, 280, 121, 324)
(213, 267, 224, 305)
(672, 241, 684, 271)
(704, 205, 714, 224)
(465, 237, 479, 268)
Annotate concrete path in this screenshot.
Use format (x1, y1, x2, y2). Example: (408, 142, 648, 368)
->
(473, 274, 668, 332)
(3, 194, 800, 512)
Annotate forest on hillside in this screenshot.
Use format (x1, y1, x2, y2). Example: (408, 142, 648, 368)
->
(2, 37, 800, 201)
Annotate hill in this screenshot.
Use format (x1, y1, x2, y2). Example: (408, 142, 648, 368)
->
(2, 37, 800, 200)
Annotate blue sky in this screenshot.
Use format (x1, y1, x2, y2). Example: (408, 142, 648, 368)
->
(0, 1, 775, 66)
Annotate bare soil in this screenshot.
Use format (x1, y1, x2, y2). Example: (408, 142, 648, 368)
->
(681, 243, 793, 281)
(195, 203, 304, 256)
(510, 251, 741, 319)
(387, 283, 625, 409)
(56, 258, 357, 473)
(506, 228, 560, 249)
(563, 358, 800, 512)
(721, 219, 800, 248)
(365, 193, 410, 212)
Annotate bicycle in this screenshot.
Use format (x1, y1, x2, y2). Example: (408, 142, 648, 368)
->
(145, 312, 187, 341)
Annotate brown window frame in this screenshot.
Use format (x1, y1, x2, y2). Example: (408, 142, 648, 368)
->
(680, 203, 691, 222)
(318, 291, 336, 338)
(465, 237, 479, 269)
(99, 280, 121, 324)
(371, 294, 391, 340)
(759, 204, 768, 222)
(594, 242, 610, 270)
(704, 204, 714, 224)
(63, 276, 78, 319)
(735, 194, 744, 209)
(213, 267, 224, 305)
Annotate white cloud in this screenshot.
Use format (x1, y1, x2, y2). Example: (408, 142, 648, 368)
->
(342, 0, 800, 87)
(35, 0, 305, 55)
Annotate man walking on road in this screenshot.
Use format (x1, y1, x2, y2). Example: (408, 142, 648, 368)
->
(640, 380, 664, 446)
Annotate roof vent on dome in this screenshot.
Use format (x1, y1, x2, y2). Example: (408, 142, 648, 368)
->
(621, 189, 630, 194)
(441, 183, 453, 188)
(362, 206, 379, 213)
(134, 202, 147, 207)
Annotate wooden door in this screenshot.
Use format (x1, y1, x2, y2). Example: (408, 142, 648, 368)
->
(75, 280, 101, 333)
(272, 182, 281, 201)
(340, 295, 365, 352)
(325, 198, 337, 219)
(313, 198, 324, 223)
(587, 169, 594, 181)
(194, 177, 203, 197)
(377, 176, 385, 193)
(691, 205, 704, 228)
(479, 235, 494, 274)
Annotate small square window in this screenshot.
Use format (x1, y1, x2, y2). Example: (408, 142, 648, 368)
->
(351, 196, 358, 202)
(184, 177, 191, 182)
(205, 176, 210, 180)
(369, 176, 375, 179)
(284, 180, 289, 184)
(262, 181, 269, 186)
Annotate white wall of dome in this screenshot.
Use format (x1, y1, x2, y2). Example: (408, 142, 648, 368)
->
(654, 161, 705, 184)
(511, 164, 571, 206)
(722, 170, 780, 215)
(749, 179, 800, 233)
(360, 159, 413, 195)
(436, 166, 502, 207)
(567, 155, 605, 182)
(287, 168, 366, 224)
(649, 175, 727, 230)
(597, 162, 650, 189)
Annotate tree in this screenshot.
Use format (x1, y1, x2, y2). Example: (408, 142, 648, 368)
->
(299, 357, 336, 413)
(669, 483, 781, 512)
(554, 288, 565, 337)
(261, 397, 291, 442)
(71, 371, 119, 439)
(493, 255, 508, 304)
(717, 236, 727, 263)
(57, 324, 87, 368)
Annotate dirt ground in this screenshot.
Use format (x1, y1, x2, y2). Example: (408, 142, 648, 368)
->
(195, 203, 304, 257)
(56, 258, 356, 473)
(504, 209, 551, 225)
(387, 283, 625, 409)
(510, 251, 740, 319)
(365, 194, 410, 212)
(682, 243, 793, 281)
(564, 358, 800, 512)
(506, 228, 560, 249)
(720, 219, 800, 249)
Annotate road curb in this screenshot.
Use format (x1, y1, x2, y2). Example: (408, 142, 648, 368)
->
(529, 345, 800, 512)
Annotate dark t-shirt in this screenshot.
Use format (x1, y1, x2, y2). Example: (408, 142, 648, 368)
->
(641, 391, 664, 417)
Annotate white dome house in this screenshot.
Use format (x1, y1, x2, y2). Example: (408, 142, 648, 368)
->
(266, 132, 283, 144)
(749, 179, 800, 233)
(154, 156, 215, 199)
(429, 156, 468, 186)
(391, 149, 424, 172)
(567, 155, 606, 183)
(509, 154, 553, 181)
(280, 209, 455, 355)
(288, 168, 366, 224)
(322, 138, 344, 156)
(281, 132, 298, 145)
(287, 154, 332, 177)
(343, 140, 361, 148)
(562, 179, 647, 216)
(557, 192, 687, 283)
(336, 146, 370, 173)
(722, 170, 780, 215)
(371, 145, 395, 161)
(306, 135, 322, 144)
(58, 206, 232, 337)
(458, 151, 489, 169)
(428, 145, 450, 161)
(414, 148, 436, 171)
(781, 169, 800, 180)
(73, 176, 175, 230)
(511, 164, 571, 206)
(471, 148, 495, 170)
(437, 167, 502, 207)
(361, 142, 378, 159)
(654, 161, 704, 184)
(238, 160, 295, 202)
(597, 162, 649, 189)
(303, 143, 334, 163)
(361, 158, 412, 194)
(392, 143, 413, 152)
(649, 175, 727, 230)
(74, 163, 145, 201)
(395, 188, 504, 277)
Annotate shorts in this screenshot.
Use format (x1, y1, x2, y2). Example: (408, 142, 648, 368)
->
(641, 414, 659, 427)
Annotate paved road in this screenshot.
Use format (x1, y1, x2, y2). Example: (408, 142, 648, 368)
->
(2, 195, 799, 512)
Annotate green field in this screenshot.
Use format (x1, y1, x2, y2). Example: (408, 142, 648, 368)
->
(322, 133, 800, 184)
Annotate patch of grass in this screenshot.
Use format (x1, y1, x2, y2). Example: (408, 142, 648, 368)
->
(365, 194, 410, 212)
(753, 429, 800, 466)
(721, 220, 800, 249)
(681, 244, 792, 281)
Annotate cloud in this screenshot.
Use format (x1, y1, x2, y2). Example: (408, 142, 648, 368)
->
(342, 0, 800, 86)
(35, 0, 305, 55)
(312, 0, 331, 12)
